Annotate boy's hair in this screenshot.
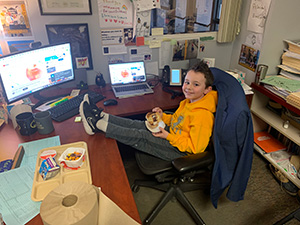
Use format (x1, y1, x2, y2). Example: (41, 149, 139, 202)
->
(188, 60, 214, 88)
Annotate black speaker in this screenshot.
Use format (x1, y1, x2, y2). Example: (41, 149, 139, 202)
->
(95, 73, 106, 88)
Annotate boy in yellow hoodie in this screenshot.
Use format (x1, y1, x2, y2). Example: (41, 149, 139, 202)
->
(80, 60, 218, 160)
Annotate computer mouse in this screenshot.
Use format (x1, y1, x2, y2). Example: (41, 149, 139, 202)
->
(103, 99, 118, 106)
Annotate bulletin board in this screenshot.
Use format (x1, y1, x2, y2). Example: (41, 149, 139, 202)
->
(46, 23, 93, 70)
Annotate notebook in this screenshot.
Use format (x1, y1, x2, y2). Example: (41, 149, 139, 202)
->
(108, 61, 154, 98)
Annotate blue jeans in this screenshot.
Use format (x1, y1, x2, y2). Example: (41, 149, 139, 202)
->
(105, 115, 187, 161)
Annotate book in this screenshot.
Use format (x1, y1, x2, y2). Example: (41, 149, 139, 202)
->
(278, 64, 300, 75)
(254, 131, 287, 153)
(284, 40, 300, 55)
(281, 51, 300, 71)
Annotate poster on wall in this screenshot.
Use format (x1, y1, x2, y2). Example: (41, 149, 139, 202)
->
(172, 39, 199, 61)
(46, 23, 93, 70)
(7, 40, 33, 52)
(101, 29, 124, 45)
(247, 0, 272, 33)
(97, 0, 133, 29)
(238, 44, 260, 72)
(0, 0, 33, 38)
(136, 10, 151, 37)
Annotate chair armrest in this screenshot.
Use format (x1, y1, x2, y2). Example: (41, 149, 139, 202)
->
(172, 151, 214, 173)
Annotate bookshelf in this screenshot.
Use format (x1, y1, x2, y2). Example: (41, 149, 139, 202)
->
(250, 83, 300, 188)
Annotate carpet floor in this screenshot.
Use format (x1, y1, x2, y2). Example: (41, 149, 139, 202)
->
(119, 144, 300, 225)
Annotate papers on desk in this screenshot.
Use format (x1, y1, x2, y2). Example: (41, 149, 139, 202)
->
(0, 136, 60, 225)
(260, 75, 300, 99)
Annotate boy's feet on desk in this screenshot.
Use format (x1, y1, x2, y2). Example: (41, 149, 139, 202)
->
(79, 94, 104, 135)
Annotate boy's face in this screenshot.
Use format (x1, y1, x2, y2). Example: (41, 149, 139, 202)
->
(182, 70, 212, 103)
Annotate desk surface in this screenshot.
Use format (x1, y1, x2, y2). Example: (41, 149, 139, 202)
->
(0, 83, 183, 225)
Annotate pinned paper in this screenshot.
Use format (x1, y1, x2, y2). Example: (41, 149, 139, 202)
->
(149, 40, 161, 48)
(151, 28, 164, 36)
(136, 37, 145, 46)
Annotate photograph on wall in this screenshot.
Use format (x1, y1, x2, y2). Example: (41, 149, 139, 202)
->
(124, 28, 136, 46)
(238, 44, 260, 72)
(46, 23, 93, 70)
(0, 0, 33, 38)
(172, 39, 199, 61)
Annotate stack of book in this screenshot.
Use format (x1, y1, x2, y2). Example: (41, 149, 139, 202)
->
(278, 40, 300, 82)
(260, 40, 300, 107)
(286, 92, 300, 109)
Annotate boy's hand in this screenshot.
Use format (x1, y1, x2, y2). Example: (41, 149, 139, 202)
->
(152, 107, 163, 119)
(152, 127, 169, 139)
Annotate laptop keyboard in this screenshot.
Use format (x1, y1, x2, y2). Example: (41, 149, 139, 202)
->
(114, 84, 149, 92)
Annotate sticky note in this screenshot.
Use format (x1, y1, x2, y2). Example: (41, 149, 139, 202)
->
(75, 117, 82, 122)
(136, 37, 145, 46)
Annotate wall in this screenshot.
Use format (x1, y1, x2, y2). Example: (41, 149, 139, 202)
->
(14, 0, 234, 85)
(229, 0, 300, 85)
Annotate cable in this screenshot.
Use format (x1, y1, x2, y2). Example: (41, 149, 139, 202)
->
(162, 85, 184, 99)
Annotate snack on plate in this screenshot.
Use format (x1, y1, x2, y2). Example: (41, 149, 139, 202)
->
(66, 152, 82, 161)
(39, 156, 60, 180)
(145, 112, 162, 129)
(58, 147, 85, 168)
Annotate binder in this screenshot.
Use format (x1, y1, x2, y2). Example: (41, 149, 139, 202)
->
(254, 131, 286, 153)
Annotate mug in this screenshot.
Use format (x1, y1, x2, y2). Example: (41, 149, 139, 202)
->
(34, 111, 54, 135)
(16, 112, 37, 136)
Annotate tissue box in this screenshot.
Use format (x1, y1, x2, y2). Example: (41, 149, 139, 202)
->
(226, 69, 246, 85)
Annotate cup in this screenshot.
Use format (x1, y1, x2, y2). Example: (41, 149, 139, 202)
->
(16, 112, 37, 136)
(34, 111, 54, 135)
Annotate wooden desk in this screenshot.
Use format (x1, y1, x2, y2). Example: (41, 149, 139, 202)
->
(96, 83, 184, 117)
(0, 83, 183, 224)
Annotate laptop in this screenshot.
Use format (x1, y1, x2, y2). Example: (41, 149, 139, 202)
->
(108, 61, 154, 98)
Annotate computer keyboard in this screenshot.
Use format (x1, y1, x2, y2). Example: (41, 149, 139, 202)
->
(48, 91, 105, 122)
(114, 84, 149, 92)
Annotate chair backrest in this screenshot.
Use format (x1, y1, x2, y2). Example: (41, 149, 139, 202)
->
(209, 67, 254, 208)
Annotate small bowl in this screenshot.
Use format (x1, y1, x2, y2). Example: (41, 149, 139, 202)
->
(58, 147, 85, 168)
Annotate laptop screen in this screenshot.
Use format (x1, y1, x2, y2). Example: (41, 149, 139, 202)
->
(109, 61, 146, 85)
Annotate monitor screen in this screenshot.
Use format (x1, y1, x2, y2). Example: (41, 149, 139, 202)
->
(170, 69, 182, 86)
(108, 61, 146, 85)
(0, 43, 74, 104)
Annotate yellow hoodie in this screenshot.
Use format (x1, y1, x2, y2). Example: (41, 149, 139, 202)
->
(163, 90, 218, 154)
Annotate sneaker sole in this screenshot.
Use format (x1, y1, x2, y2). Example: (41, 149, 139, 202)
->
(79, 100, 95, 135)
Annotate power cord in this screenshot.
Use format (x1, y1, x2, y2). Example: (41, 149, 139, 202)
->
(162, 85, 184, 99)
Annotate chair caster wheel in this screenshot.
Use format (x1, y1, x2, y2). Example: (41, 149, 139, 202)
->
(131, 184, 140, 193)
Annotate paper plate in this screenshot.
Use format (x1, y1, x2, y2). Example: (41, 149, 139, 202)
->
(145, 121, 165, 133)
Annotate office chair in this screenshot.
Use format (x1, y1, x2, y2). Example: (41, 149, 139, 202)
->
(132, 68, 254, 225)
(273, 205, 300, 224)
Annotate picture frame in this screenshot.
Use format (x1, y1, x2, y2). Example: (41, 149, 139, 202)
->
(46, 23, 93, 70)
(238, 44, 260, 72)
(38, 0, 92, 15)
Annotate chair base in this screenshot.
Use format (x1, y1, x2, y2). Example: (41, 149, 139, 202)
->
(274, 207, 300, 225)
(132, 179, 210, 225)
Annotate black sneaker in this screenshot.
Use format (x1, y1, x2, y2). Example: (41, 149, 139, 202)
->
(83, 94, 103, 115)
(79, 101, 103, 135)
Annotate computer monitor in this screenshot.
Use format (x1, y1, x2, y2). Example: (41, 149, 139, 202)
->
(0, 42, 75, 105)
